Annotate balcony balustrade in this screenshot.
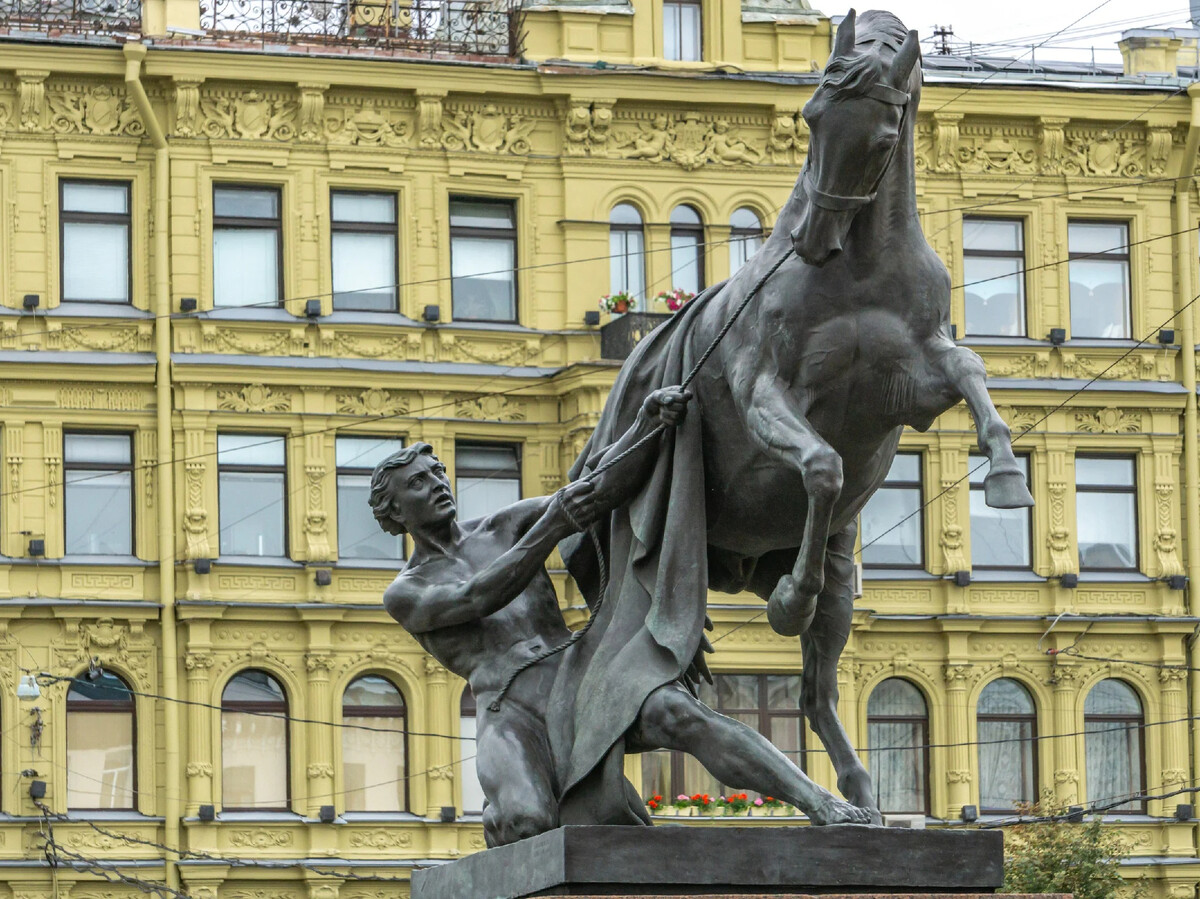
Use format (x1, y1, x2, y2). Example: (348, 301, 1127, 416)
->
(0, 0, 141, 36)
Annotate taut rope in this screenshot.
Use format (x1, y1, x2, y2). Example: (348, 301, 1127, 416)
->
(488, 247, 795, 711)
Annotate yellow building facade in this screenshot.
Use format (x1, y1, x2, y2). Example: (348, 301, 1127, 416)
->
(1, 1, 1200, 897)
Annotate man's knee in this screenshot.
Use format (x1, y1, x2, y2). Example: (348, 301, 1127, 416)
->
(641, 685, 710, 744)
(486, 800, 558, 846)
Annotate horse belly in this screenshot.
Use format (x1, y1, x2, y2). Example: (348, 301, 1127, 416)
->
(704, 452, 809, 554)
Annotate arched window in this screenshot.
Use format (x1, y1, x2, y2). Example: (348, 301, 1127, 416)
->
(343, 675, 407, 812)
(67, 672, 135, 810)
(669, 205, 705, 297)
(1085, 679, 1145, 811)
(867, 678, 929, 815)
(977, 678, 1037, 812)
(222, 670, 288, 810)
(610, 203, 645, 307)
(460, 689, 486, 815)
(729, 207, 764, 273)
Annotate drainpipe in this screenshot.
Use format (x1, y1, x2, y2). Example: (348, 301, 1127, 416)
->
(1176, 83, 1200, 822)
(124, 43, 180, 893)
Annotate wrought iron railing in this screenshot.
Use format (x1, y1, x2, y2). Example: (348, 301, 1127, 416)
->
(199, 0, 523, 56)
(0, 0, 141, 35)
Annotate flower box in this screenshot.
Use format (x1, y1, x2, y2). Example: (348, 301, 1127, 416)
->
(600, 312, 672, 360)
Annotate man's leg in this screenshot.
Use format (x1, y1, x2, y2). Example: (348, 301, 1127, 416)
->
(630, 683, 872, 825)
(476, 703, 559, 847)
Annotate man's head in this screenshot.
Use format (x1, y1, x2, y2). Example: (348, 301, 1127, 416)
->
(368, 443, 456, 536)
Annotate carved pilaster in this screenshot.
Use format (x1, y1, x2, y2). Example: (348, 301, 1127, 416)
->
(306, 651, 335, 814)
(938, 449, 968, 578)
(933, 112, 962, 173)
(1047, 663, 1080, 805)
(16, 70, 48, 132)
(1146, 123, 1173, 176)
(5, 424, 23, 555)
(43, 424, 61, 512)
(1152, 450, 1183, 577)
(424, 656, 454, 817)
(185, 651, 215, 812)
(173, 76, 204, 137)
(416, 90, 446, 149)
(943, 663, 973, 816)
(183, 426, 212, 559)
(1038, 116, 1069, 174)
(304, 431, 331, 563)
(297, 82, 328, 143)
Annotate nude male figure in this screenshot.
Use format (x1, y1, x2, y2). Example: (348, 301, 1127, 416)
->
(370, 387, 869, 847)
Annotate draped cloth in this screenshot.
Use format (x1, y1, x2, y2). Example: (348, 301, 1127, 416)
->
(546, 283, 725, 825)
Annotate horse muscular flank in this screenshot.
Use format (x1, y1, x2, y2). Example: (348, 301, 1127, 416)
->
(647, 9, 1033, 820)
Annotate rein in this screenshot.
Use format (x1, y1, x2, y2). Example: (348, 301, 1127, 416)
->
(488, 247, 796, 711)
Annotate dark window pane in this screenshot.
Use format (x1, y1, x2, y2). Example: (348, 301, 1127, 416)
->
(1085, 679, 1141, 716)
(223, 670, 286, 703)
(450, 200, 513, 229)
(978, 678, 1035, 715)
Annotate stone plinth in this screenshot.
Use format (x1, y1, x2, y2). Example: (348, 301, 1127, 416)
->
(411, 825, 1005, 899)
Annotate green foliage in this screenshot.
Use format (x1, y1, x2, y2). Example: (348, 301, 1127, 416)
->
(1003, 805, 1144, 899)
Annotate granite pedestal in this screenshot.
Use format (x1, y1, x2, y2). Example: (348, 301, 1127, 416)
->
(411, 825, 1006, 899)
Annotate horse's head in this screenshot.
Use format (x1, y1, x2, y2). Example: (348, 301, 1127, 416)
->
(790, 10, 920, 267)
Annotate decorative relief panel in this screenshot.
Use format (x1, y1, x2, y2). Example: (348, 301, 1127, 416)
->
(1073, 407, 1142, 433)
(614, 111, 765, 170)
(1062, 127, 1145, 177)
(216, 384, 293, 413)
(326, 99, 411, 147)
(955, 122, 1038, 175)
(199, 88, 297, 141)
(454, 394, 527, 422)
(439, 102, 537, 155)
(768, 107, 808, 166)
(336, 388, 410, 417)
(47, 82, 143, 137)
(564, 100, 614, 157)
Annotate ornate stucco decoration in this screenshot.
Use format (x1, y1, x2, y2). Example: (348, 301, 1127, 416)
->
(1062, 127, 1145, 177)
(440, 102, 536, 154)
(741, 0, 820, 21)
(768, 107, 808, 166)
(563, 100, 614, 157)
(326, 99, 411, 147)
(1073, 407, 1142, 433)
(336, 388, 410, 417)
(615, 111, 766, 170)
(200, 89, 297, 141)
(216, 384, 292, 413)
(47, 83, 143, 137)
(454, 393, 528, 422)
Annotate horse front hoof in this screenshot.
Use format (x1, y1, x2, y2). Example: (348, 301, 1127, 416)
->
(984, 469, 1034, 509)
(767, 575, 817, 637)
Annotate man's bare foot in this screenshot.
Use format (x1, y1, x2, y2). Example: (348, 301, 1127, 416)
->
(808, 792, 875, 825)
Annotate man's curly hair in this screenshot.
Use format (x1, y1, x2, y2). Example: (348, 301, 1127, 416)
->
(368, 442, 436, 535)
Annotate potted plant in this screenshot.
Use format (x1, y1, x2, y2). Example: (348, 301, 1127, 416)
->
(599, 291, 635, 314)
(654, 287, 695, 312)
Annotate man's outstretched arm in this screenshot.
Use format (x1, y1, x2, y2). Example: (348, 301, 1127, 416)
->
(384, 481, 597, 634)
(587, 386, 691, 513)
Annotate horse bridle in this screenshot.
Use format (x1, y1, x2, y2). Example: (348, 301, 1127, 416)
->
(800, 81, 911, 212)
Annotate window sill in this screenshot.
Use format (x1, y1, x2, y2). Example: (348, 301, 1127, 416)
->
(44, 302, 152, 319)
(320, 310, 421, 326)
(334, 559, 404, 571)
(340, 811, 425, 823)
(211, 810, 303, 822)
(59, 554, 150, 566)
(862, 569, 938, 580)
(58, 810, 165, 822)
(215, 556, 302, 568)
(959, 336, 1055, 347)
(1077, 571, 1154, 583)
(966, 570, 1047, 583)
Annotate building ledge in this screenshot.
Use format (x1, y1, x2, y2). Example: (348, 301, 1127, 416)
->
(966, 570, 1047, 583)
(213, 555, 302, 568)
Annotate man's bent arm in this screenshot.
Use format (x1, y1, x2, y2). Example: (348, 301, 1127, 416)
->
(385, 508, 573, 634)
(588, 388, 686, 512)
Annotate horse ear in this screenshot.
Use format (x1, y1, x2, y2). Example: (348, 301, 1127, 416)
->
(833, 9, 856, 59)
(891, 28, 921, 88)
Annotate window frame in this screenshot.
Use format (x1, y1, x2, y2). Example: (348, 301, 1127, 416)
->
(335, 435, 406, 562)
(448, 196, 518, 324)
(66, 672, 137, 811)
(729, 208, 765, 274)
(63, 430, 135, 557)
(330, 189, 399, 313)
(861, 452, 925, 570)
(609, 203, 646, 304)
(59, 178, 133, 305)
(1075, 453, 1139, 573)
(663, 0, 703, 61)
(976, 678, 1038, 814)
(1083, 679, 1146, 813)
(669, 204, 706, 294)
(212, 183, 285, 308)
(968, 453, 1032, 571)
(220, 670, 291, 812)
(866, 677, 931, 816)
(216, 433, 289, 559)
(1067, 218, 1132, 340)
(341, 674, 409, 813)
(961, 216, 1026, 338)
(454, 441, 523, 518)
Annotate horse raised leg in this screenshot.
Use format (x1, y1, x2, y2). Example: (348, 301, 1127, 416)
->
(742, 370, 844, 636)
(931, 345, 1034, 508)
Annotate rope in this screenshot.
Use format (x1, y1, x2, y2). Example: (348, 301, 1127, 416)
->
(489, 247, 796, 710)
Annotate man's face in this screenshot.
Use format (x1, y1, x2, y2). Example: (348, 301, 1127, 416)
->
(387, 453, 456, 534)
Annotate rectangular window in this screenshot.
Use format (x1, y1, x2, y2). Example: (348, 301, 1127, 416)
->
(450, 198, 517, 322)
(968, 454, 1031, 569)
(860, 453, 923, 568)
(641, 674, 803, 801)
(962, 218, 1024, 337)
(1076, 456, 1137, 571)
(336, 436, 405, 561)
(213, 185, 282, 308)
(663, 0, 701, 61)
(610, 227, 646, 303)
(454, 443, 520, 522)
(64, 433, 133, 555)
(331, 191, 398, 312)
(61, 181, 131, 304)
(1068, 221, 1131, 339)
(218, 434, 287, 558)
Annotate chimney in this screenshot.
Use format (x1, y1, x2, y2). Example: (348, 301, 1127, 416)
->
(1118, 28, 1183, 76)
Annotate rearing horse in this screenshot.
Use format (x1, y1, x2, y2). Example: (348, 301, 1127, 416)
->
(572, 9, 1034, 821)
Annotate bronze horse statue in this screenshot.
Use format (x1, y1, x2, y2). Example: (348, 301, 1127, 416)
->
(564, 8, 1034, 822)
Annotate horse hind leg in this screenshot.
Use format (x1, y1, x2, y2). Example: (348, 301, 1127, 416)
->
(801, 522, 881, 822)
(767, 440, 843, 637)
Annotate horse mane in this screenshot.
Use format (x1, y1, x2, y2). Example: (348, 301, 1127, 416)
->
(820, 10, 910, 102)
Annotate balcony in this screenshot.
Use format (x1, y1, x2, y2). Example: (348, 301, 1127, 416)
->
(198, 0, 524, 57)
(0, 0, 141, 36)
